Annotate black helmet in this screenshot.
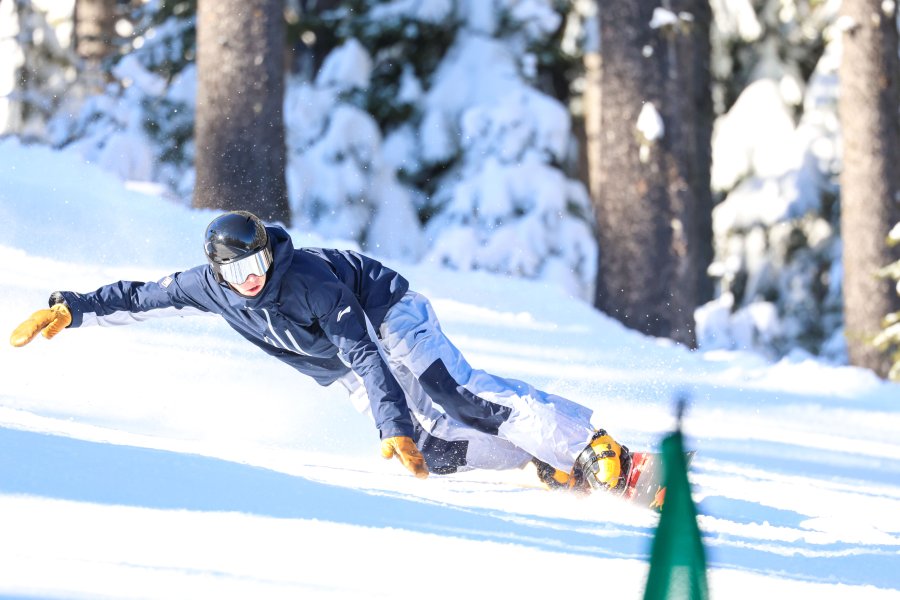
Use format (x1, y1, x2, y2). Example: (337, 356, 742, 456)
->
(204, 211, 273, 284)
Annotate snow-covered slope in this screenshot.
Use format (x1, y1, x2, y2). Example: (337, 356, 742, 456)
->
(1, 141, 899, 599)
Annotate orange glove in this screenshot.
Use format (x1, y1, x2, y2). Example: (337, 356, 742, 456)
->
(10, 304, 72, 347)
(381, 436, 429, 479)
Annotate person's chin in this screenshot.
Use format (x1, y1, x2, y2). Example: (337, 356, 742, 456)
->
(231, 281, 264, 297)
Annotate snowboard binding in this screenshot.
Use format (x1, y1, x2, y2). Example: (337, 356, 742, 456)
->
(532, 429, 632, 494)
(575, 429, 631, 493)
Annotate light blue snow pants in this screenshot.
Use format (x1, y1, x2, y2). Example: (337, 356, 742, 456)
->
(342, 291, 596, 474)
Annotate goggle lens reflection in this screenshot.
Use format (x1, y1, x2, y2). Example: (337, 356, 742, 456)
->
(219, 247, 272, 284)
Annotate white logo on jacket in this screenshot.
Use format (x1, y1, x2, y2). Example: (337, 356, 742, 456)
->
(337, 306, 352, 322)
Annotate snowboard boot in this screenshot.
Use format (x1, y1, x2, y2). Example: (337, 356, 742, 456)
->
(531, 457, 586, 492)
(574, 429, 630, 493)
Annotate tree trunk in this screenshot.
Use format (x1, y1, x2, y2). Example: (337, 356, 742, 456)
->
(193, 0, 290, 225)
(682, 0, 715, 307)
(74, 0, 116, 61)
(582, 51, 602, 206)
(838, 0, 900, 377)
(594, 0, 713, 348)
(74, 0, 117, 94)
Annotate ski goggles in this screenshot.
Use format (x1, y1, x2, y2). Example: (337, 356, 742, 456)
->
(217, 246, 273, 285)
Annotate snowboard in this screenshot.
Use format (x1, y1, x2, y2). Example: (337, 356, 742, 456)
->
(615, 450, 696, 511)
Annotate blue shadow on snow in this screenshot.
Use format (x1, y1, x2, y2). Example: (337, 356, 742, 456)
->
(0, 427, 897, 590)
(0, 427, 647, 559)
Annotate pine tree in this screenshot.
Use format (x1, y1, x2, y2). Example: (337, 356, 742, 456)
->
(287, 1, 596, 295)
(43, 1, 196, 188)
(0, 1, 79, 138)
(874, 222, 900, 380)
(698, 0, 846, 360)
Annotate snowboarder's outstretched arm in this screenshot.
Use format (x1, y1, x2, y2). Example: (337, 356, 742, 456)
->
(9, 268, 212, 347)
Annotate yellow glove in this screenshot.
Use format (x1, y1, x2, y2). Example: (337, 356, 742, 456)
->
(10, 304, 72, 347)
(381, 436, 429, 479)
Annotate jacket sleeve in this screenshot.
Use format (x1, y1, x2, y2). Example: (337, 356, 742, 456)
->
(308, 281, 414, 439)
(55, 269, 213, 328)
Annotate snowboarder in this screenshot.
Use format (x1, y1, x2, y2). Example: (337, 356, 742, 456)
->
(10, 211, 627, 493)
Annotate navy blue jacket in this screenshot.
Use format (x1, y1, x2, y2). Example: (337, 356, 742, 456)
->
(58, 226, 414, 439)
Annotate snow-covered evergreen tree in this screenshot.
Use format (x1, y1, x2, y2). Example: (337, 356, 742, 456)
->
(0, 0, 80, 139)
(696, 0, 845, 361)
(284, 37, 426, 259)
(301, 0, 596, 296)
(46, 1, 196, 194)
(423, 1, 595, 299)
(875, 223, 900, 380)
